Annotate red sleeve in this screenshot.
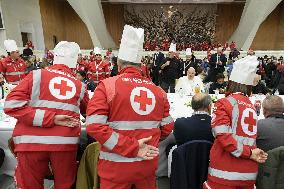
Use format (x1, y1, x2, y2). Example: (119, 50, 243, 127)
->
(160, 89, 174, 137)
(86, 82, 139, 158)
(79, 85, 89, 115)
(0, 60, 6, 75)
(211, 100, 251, 158)
(4, 72, 56, 128)
(104, 62, 110, 78)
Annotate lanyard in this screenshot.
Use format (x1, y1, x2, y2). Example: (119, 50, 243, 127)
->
(183, 61, 191, 74)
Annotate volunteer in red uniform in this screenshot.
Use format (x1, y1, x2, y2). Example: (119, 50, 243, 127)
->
(86, 25, 174, 189)
(76, 51, 88, 72)
(203, 56, 268, 189)
(87, 47, 110, 85)
(0, 40, 27, 85)
(4, 41, 89, 189)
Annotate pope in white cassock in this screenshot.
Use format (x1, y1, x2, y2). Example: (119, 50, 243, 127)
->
(176, 67, 204, 95)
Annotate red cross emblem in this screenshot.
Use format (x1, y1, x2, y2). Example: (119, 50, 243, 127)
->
(244, 111, 256, 132)
(134, 90, 152, 111)
(241, 108, 257, 136)
(54, 80, 73, 96)
(130, 87, 156, 115)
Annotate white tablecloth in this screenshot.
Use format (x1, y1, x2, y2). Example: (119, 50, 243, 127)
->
(0, 117, 17, 176)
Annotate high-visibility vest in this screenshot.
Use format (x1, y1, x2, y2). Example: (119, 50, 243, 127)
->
(4, 65, 88, 152)
(208, 93, 258, 186)
(0, 56, 28, 84)
(86, 67, 174, 183)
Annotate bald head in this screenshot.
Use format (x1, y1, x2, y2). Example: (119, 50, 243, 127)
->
(192, 93, 212, 113)
(263, 95, 284, 118)
(187, 67, 196, 80)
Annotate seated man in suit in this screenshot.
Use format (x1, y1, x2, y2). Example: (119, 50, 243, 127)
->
(256, 95, 284, 152)
(174, 93, 214, 146)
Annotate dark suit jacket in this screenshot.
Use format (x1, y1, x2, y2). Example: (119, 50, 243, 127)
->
(174, 113, 214, 146)
(256, 114, 284, 152)
(170, 140, 212, 189)
(207, 53, 227, 82)
(153, 52, 165, 69)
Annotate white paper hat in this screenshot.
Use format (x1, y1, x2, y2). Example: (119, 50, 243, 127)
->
(169, 43, 176, 52)
(4, 39, 18, 52)
(53, 41, 80, 68)
(93, 47, 102, 55)
(230, 55, 259, 85)
(185, 48, 192, 56)
(118, 25, 144, 63)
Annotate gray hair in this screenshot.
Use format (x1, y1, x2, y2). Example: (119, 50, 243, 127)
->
(191, 94, 212, 111)
(117, 58, 141, 69)
(262, 95, 284, 115)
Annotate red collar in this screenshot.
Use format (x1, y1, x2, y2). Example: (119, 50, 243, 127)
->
(226, 92, 245, 97)
(48, 64, 76, 77)
(118, 67, 142, 76)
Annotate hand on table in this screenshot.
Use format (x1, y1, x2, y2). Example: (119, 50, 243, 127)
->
(137, 136, 159, 160)
(54, 115, 80, 128)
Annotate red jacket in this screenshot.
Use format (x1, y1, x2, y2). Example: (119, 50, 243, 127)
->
(76, 60, 89, 72)
(208, 93, 258, 186)
(141, 64, 151, 79)
(0, 56, 28, 84)
(87, 60, 110, 83)
(86, 67, 174, 183)
(4, 64, 89, 152)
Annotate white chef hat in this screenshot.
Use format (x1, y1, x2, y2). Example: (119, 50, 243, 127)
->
(4, 39, 18, 53)
(53, 41, 80, 68)
(118, 25, 144, 63)
(185, 48, 192, 56)
(229, 55, 259, 85)
(93, 47, 102, 55)
(169, 43, 176, 52)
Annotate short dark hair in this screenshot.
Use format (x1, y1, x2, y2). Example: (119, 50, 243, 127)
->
(118, 59, 141, 68)
(76, 71, 86, 78)
(216, 73, 225, 80)
(226, 81, 252, 97)
(191, 94, 212, 111)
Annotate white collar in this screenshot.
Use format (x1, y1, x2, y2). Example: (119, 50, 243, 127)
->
(192, 111, 210, 116)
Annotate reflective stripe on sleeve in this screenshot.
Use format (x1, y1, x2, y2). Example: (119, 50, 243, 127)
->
(99, 151, 144, 163)
(8, 81, 20, 85)
(161, 116, 173, 126)
(13, 135, 79, 145)
(5, 71, 27, 76)
(86, 114, 108, 125)
(231, 141, 243, 157)
(212, 125, 232, 136)
(109, 121, 160, 130)
(4, 100, 28, 109)
(29, 100, 80, 114)
(33, 109, 45, 127)
(103, 132, 119, 150)
(234, 135, 255, 146)
(208, 167, 257, 181)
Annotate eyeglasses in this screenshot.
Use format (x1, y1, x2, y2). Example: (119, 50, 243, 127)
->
(95, 54, 102, 56)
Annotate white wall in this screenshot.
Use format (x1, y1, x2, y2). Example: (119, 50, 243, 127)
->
(67, 0, 116, 49)
(0, 0, 45, 51)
